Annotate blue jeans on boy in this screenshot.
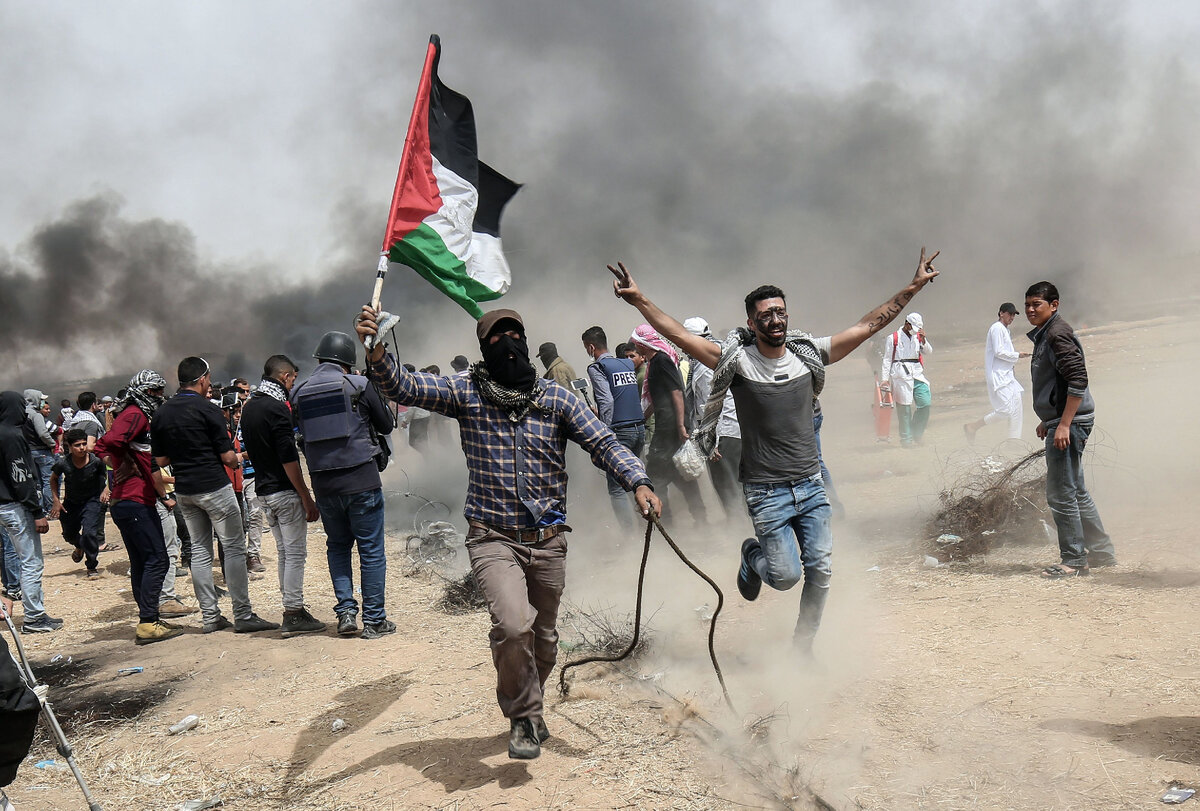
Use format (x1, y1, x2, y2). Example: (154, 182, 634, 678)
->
(1044, 420, 1114, 568)
(316, 488, 387, 625)
(743, 474, 833, 642)
(0, 503, 48, 624)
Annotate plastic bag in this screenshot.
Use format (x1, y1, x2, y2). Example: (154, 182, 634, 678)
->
(672, 439, 705, 481)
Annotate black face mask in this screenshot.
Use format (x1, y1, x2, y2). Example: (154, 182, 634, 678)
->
(481, 333, 538, 390)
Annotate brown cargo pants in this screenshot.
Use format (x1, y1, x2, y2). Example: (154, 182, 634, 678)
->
(466, 522, 568, 721)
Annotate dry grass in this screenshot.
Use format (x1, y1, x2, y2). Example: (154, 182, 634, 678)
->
(927, 449, 1049, 561)
(434, 571, 487, 614)
(559, 601, 652, 659)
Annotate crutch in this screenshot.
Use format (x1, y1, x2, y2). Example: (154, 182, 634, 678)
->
(0, 602, 103, 810)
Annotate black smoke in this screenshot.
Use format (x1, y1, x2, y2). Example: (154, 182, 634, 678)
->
(2, 2, 1199, 393)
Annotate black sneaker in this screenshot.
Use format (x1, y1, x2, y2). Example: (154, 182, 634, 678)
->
(2, 587, 21, 603)
(534, 716, 549, 743)
(22, 616, 64, 633)
(234, 613, 282, 633)
(508, 717, 541, 759)
(203, 616, 234, 634)
(361, 618, 397, 640)
(737, 538, 763, 601)
(281, 607, 327, 638)
(336, 612, 359, 637)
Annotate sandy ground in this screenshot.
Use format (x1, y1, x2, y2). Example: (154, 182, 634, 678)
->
(5, 313, 1198, 810)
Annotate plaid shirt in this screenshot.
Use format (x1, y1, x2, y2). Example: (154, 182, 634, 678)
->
(369, 352, 649, 530)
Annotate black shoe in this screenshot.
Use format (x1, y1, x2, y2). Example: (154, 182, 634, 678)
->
(22, 616, 63, 633)
(336, 612, 359, 637)
(361, 618, 397, 640)
(281, 608, 327, 638)
(2, 587, 21, 603)
(1087, 555, 1117, 569)
(737, 538, 762, 601)
(235, 613, 281, 633)
(534, 716, 549, 743)
(203, 616, 234, 634)
(508, 717, 541, 759)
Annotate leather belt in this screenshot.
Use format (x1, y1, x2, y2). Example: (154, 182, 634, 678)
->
(469, 521, 572, 545)
(611, 420, 644, 429)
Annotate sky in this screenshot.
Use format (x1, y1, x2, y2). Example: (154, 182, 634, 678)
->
(2, 0, 1198, 389)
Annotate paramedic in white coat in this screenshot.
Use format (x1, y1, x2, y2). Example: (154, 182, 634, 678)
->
(963, 303, 1029, 442)
(880, 312, 932, 446)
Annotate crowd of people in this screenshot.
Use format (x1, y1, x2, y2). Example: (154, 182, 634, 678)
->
(0, 251, 1113, 764)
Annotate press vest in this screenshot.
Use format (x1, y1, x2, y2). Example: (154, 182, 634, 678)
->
(291, 363, 380, 473)
(593, 355, 642, 426)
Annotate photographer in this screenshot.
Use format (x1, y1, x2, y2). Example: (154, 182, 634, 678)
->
(291, 333, 394, 640)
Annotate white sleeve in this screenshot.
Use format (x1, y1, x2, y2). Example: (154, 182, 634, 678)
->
(992, 325, 1019, 364)
(880, 334, 893, 381)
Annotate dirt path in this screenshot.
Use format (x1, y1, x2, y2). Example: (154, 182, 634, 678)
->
(7, 314, 1198, 810)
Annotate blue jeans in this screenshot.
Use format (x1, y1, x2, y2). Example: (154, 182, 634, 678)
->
(177, 485, 252, 624)
(1045, 421, 1114, 568)
(0, 528, 20, 594)
(0, 502, 47, 623)
(812, 413, 844, 517)
(606, 424, 645, 529)
(316, 488, 387, 624)
(744, 474, 833, 641)
(30, 449, 56, 513)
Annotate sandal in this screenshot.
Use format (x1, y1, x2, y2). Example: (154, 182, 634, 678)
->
(1041, 563, 1089, 579)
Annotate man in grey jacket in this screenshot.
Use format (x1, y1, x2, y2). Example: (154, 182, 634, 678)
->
(21, 390, 56, 513)
(1025, 281, 1115, 578)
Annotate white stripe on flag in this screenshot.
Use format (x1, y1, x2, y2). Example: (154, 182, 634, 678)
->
(426, 156, 512, 295)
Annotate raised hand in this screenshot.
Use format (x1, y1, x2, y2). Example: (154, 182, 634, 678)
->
(914, 247, 940, 286)
(607, 261, 642, 305)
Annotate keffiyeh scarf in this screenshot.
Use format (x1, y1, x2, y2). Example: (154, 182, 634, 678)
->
(257, 378, 289, 403)
(471, 363, 544, 423)
(693, 328, 825, 460)
(116, 369, 168, 419)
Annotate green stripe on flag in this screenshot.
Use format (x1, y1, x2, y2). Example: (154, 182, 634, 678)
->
(389, 223, 503, 320)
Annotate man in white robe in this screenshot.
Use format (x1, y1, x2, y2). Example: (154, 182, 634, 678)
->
(964, 303, 1029, 442)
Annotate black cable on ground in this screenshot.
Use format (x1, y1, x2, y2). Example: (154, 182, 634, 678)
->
(558, 518, 736, 715)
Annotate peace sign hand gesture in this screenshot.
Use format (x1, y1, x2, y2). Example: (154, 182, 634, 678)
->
(607, 261, 644, 306)
(913, 247, 940, 287)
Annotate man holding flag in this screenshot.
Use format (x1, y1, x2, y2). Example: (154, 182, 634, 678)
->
(356, 307, 661, 759)
(353, 35, 661, 758)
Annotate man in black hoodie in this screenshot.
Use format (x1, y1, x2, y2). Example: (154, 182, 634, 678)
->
(0, 391, 61, 632)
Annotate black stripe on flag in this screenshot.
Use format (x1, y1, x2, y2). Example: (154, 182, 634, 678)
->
(427, 39, 520, 238)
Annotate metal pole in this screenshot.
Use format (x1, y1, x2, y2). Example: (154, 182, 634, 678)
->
(1, 602, 103, 810)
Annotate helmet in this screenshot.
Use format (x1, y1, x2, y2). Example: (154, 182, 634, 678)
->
(313, 331, 357, 368)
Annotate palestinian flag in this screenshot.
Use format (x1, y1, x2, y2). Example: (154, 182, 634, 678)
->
(382, 34, 521, 319)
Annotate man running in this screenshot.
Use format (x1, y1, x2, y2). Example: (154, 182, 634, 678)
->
(610, 249, 939, 659)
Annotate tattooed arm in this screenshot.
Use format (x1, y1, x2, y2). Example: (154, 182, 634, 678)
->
(826, 248, 940, 364)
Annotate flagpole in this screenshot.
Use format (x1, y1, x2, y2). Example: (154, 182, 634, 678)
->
(364, 35, 439, 349)
(370, 252, 388, 311)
